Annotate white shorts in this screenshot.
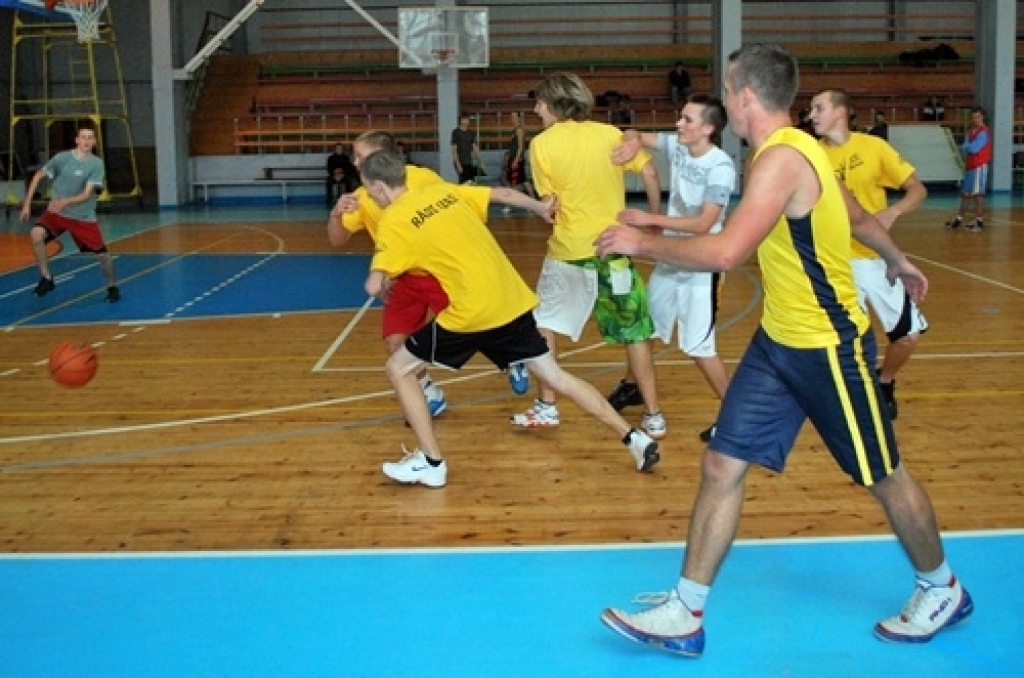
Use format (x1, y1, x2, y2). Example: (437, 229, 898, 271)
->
(647, 263, 719, 358)
(852, 258, 929, 340)
(533, 257, 598, 342)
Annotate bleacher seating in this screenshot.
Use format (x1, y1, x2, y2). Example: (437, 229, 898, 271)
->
(189, 40, 1010, 158)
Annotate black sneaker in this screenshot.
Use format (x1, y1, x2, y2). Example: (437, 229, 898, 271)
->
(33, 276, 56, 297)
(966, 218, 983, 232)
(699, 425, 716, 443)
(607, 380, 643, 411)
(879, 380, 897, 420)
(945, 215, 962, 229)
(105, 285, 121, 303)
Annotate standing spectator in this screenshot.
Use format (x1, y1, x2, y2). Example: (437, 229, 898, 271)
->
(598, 43, 970, 658)
(810, 88, 928, 420)
(669, 61, 692, 110)
(946, 106, 992, 232)
(868, 111, 889, 140)
(20, 124, 119, 302)
(451, 114, 483, 184)
(609, 94, 736, 443)
(920, 96, 945, 122)
(326, 143, 358, 209)
(513, 72, 667, 442)
(501, 112, 535, 208)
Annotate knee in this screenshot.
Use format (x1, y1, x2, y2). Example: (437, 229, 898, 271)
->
(383, 334, 406, 355)
(29, 226, 47, 245)
(699, 448, 745, 488)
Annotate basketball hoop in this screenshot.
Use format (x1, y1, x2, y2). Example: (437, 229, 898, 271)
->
(430, 49, 455, 68)
(47, 0, 109, 43)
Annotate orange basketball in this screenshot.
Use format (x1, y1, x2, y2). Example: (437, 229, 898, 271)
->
(48, 341, 99, 388)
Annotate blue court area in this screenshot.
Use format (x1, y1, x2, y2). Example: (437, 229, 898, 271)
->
(0, 252, 376, 327)
(0, 532, 1019, 677)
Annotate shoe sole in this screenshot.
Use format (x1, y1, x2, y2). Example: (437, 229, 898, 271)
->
(383, 474, 447, 489)
(599, 610, 704, 657)
(873, 589, 974, 643)
(510, 419, 560, 428)
(642, 426, 667, 440)
(637, 441, 660, 472)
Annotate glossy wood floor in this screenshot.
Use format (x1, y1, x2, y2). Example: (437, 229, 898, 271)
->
(1, 202, 1022, 552)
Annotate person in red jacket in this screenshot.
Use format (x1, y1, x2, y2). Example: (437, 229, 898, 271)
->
(946, 106, 992, 232)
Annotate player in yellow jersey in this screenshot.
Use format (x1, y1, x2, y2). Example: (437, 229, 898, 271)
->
(513, 72, 667, 442)
(810, 88, 928, 419)
(327, 131, 530, 416)
(360, 150, 660, 488)
(597, 44, 971, 656)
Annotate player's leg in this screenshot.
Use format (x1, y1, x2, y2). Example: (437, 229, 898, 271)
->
(594, 256, 663, 438)
(384, 274, 449, 416)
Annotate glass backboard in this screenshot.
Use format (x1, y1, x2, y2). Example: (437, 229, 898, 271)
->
(398, 6, 489, 70)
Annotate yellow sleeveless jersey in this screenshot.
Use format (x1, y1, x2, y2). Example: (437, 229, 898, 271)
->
(342, 165, 443, 241)
(817, 132, 915, 259)
(754, 127, 869, 348)
(371, 183, 538, 332)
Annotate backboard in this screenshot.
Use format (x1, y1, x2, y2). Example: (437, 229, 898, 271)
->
(398, 6, 489, 70)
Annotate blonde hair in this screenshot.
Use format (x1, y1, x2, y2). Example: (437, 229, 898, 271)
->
(534, 72, 593, 122)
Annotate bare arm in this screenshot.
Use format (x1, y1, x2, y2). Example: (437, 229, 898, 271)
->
(597, 144, 802, 272)
(19, 169, 47, 221)
(490, 187, 556, 223)
(639, 160, 661, 215)
(326, 192, 362, 247)
(875, 173, 927, 229)
(844, 185, 928, 302)
(619, 201, 724, 235)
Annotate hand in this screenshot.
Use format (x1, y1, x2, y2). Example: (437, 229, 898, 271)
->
(595, 224, 644, 257)
(888, 256, 928, 303)
(617, 208, 653, 229)
(335, 192, 360, 215)
(537, 194, 558, 224)
(611, 135, 642, 165)
(19, 203, 31, 222)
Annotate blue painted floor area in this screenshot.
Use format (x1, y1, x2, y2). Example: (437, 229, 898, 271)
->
(0, 532, 1019, 677)
(0, 253, 376, 327)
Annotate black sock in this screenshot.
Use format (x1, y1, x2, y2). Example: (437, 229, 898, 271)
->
(425, 455, 443, 467)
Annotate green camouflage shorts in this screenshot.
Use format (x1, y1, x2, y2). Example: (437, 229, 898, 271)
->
(569, 255, 654, 344)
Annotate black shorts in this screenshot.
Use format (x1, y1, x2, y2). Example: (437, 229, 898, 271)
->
(405, 311, 549, 370)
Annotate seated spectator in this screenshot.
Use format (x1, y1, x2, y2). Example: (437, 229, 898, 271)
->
(326, 143, 358, 208)
(921, 96, 945, 122)
(868, 112, 889, 140)
(669, 61, 691, 109)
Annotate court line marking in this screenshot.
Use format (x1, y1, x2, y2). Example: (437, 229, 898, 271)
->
(0, 528, 1019, 560)
(311, 295, 375, 372)
(909, 253, 1024, 295)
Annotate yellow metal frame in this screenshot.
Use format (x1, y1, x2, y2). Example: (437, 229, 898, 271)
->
(5, 4, 142, 208)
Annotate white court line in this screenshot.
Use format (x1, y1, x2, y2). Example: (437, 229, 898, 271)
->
(909, 253, 1024, 295)
(0, 528, 1020, 560)
(311, 295, 375, 372)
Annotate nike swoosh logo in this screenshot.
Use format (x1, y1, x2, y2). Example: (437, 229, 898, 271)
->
(411, 465, 428, 472)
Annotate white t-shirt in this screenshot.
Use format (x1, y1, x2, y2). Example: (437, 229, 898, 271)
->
(657, 133, 735, 235)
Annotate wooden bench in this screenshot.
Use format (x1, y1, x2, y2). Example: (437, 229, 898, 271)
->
(261, 166, 324, 180)
(190, 178, 323, 203)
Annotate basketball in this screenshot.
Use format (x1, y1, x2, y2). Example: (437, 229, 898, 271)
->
(48, 341, 99, 388)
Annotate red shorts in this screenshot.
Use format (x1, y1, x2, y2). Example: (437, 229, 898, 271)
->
(382, 273, 449, 339)
(37, 211, 107, 253)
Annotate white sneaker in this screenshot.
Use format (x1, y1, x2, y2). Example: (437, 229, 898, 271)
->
(382, 447, 447, 488)
(625, 428, 660, 471)
(874, 577, 974, 643)
(600, 589, 705, 657)
(641, 411, 667, 439)
(510, 399, 560, 427)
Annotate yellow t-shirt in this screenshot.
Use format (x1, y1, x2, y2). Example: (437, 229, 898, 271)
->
(530, 120, 653, 260)
(341, 165, 444, 241)
(818, 132, 916, 259)
(754, 128, 869, 348)
(371, 183, 538, 332)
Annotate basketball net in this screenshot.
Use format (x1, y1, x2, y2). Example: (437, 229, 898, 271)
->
(45, 0, 109, 43)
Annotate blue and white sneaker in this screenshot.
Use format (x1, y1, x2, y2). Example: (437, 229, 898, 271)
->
(874, 577, 974, 643)
(424, 384, 447, 417)
(600, 589, 705, 657)
(382, 447, 447, 488)
(507, 361, 530, 395)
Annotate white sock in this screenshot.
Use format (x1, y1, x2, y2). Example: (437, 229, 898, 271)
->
(916, 561, 954, 588)
(675, 577, 709, 615)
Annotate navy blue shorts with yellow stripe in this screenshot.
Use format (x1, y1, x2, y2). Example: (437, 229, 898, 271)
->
(711, 327, 900, 486)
